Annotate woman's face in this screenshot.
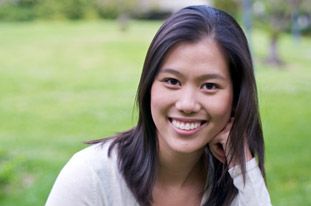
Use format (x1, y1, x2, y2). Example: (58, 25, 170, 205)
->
(150, 38, 233, 156)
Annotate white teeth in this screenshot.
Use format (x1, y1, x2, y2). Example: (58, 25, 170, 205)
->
(171, 119, 201, 131)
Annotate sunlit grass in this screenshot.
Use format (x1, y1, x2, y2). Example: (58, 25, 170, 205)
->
(0, 20, 310, 205)
(254, 31, 311, 205)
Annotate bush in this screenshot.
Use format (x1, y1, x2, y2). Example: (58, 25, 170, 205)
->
(34, 0, 65, 20)
(63, 0, 91, 20)
(0, 150, 16, 198)
(0, 0, 139, 21)
(0, 0, 37, 21)
(35, 0, 94, 20)
(95, 0, 137, 19)
(95, 0, 119, 19)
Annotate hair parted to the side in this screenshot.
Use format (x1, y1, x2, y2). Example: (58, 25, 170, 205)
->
(90, 5, 265, 206)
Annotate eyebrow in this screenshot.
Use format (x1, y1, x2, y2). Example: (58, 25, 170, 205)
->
(160, 68, 182, 76)
(159, 68, 227, 81)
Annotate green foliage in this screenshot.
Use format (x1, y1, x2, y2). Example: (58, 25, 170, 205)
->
(0, 0, 37, 21)
(0, 150, 16, 198)
(35, 0, 94, 20)
(0, 0, 138, 21)
(213, 0, 241, 18)
(62, 0, 90, 19)
(253, 0, 311, 34)
(255, 0, 291, 33)
(33, 0, 64, 20)
(95, 0, 119, 19)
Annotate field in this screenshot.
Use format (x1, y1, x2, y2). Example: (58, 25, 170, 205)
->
(0, 20, 310, 205)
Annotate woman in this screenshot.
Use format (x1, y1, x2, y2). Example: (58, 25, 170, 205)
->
(46, 5, 271, 206)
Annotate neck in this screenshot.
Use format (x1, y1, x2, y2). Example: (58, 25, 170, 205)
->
(156, 149, 205, 188)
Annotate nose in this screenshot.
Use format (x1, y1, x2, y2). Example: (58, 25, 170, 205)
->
(175, 88, 201, 114)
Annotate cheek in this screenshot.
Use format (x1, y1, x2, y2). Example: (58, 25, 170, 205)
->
(208, 93, 233, 121)
(150, 83, 168, 120)
(150, 84, 161, 112)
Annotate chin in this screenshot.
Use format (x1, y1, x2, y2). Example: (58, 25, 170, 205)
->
(169, 141, 207, 155)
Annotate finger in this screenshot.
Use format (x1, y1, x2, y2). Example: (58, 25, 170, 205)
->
(223, 117, 234, 133)
(209, 143, 226, 163)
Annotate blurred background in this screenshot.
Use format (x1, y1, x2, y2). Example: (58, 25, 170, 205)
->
(0, 0, 310, 205)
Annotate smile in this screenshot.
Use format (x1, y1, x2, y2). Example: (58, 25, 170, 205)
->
(169, 118, 206, 131)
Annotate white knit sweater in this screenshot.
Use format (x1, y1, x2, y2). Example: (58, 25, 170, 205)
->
(46, 141, 271, 206)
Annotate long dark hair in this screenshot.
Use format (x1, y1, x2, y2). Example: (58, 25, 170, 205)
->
(91, 5, 265, 206)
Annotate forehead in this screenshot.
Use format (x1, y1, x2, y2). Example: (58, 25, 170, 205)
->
(159, 38, 229, 78)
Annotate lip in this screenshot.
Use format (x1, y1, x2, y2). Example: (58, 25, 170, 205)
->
(168, 117, 207, 136)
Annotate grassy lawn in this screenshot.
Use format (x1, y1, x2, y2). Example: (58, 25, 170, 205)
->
(0, 20, 310, 205)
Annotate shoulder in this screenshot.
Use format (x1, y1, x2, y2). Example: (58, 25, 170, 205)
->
(67, 139, 120, 183)
(46, 140, 122, 206)
(71, 140, 116, 169)
(228, 158, 272, 206)
(67, 139, 138, 205)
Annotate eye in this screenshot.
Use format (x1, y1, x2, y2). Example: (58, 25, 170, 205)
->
(162, 78, 181, 87)
(201, 82, 217, 91)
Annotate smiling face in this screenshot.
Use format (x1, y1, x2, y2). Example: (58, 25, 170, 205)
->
(150, 37, 233, 156)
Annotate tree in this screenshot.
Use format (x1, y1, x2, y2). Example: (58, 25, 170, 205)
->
(95, 0, 137, 31)
(213, 0, 241, 18)
(264, 0, 291, 66)
(254, 0, 310, 67)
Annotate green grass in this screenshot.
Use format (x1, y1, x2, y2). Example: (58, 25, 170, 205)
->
(0, 20, 310, 205)
(254, 31, 311, 205)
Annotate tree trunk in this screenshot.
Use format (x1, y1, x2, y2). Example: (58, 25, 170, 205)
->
(265, 31, 284, 67)
(118, 13, 129, 32)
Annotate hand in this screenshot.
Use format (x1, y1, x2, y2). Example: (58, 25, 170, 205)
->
(209, 118, 253, 168)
